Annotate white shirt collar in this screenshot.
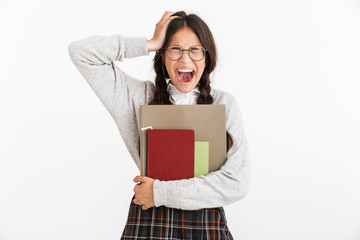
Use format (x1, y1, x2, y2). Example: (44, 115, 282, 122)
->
(165, 78, 200, 105)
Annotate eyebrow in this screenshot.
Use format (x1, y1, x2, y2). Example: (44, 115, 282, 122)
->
(168, 44, 203, 48)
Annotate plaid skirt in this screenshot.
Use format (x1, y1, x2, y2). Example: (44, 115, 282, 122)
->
(120, 195, 233, 240)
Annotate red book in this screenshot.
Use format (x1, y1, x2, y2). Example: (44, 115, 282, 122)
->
(147, 129, 195, 181)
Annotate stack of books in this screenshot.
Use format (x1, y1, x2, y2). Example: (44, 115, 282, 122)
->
(140, 105, 226, 181)
(146, 129, 209, 181)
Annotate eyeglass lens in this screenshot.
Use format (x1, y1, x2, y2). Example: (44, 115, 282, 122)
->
(167, 46, 205, 61)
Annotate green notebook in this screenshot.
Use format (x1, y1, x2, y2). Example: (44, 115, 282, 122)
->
(194, 141, 209, 177)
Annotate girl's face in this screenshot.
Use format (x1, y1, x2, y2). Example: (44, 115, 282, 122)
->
(164, 27, 206, 93)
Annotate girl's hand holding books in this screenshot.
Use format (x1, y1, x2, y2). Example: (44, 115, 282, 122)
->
(132, 175, 155, 210)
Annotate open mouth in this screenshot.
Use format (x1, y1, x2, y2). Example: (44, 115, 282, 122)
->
(176, 69, 195, 85)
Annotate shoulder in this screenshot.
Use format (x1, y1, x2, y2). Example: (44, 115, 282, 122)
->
(115, 68, 155, 103)
(211, 88, 238, 106)
(145, 80, 155, 103)
(211, 88, 243, 123)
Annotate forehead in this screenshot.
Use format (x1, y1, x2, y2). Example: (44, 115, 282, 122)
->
(168, 27, 202, 47)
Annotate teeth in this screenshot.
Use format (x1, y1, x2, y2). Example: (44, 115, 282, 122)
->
(177, 69, 193, 73)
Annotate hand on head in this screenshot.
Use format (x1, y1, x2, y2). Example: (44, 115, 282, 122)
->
(147, 11, 178, 52)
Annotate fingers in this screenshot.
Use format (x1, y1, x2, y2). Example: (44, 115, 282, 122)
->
(133, 175, 151, 183)
(133, 198, 141, 205)
(133, 175, 142, 183)
(132, 176, 149, 192)
(159, 11, 176, 22)
(156, 11, 177, 33)
(132, 176, 155, 211)
(133, 183, 139, 193)
(133, 198, 151, 210)
(156, 11, 175, 29)
(163, 11, 178, 26)
(148, 11, 179, 52)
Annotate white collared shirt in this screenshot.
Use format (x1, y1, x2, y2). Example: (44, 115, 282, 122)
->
(166, 78, 200, 105)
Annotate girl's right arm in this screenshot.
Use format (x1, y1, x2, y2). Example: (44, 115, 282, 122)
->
(68, 34, 154, 168)
(67, 10, 176, 117)
(67, 11, 177, 174)
(68, 34, 150, 116)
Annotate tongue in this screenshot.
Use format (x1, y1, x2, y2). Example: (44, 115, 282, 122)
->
(178, 72, 192, 82)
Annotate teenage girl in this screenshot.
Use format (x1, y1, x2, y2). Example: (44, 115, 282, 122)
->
(68, 10, 250, 240)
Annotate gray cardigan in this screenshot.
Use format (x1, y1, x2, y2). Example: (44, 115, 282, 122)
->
(68, 34, 251, 210)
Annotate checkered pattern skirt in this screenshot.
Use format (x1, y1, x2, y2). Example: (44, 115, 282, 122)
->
(120, 195, 233, 239)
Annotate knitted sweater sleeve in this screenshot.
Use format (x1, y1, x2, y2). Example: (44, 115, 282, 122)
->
(67, 34, 151, 168)
(153, 93, 251, 210)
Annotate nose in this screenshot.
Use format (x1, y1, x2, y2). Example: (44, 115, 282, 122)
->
(179, 50, 192, 63)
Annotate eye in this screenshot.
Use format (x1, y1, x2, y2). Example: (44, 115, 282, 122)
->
(190, 46, 204, 57)
(190, 46, 202, 52)
(169, 46, 182, 51)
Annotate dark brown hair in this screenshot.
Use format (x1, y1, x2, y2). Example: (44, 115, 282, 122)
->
(149, 11, 234, 151)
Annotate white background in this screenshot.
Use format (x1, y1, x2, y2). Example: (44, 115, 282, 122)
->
(1, 0, 360, 239)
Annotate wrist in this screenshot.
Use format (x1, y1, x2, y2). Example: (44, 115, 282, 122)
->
(147, 39, 160, 52)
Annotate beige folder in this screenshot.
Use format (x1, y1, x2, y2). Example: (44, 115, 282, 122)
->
(140, 104, 227, 177)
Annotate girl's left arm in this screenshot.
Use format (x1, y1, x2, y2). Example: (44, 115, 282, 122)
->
(152, 93, 251, 210)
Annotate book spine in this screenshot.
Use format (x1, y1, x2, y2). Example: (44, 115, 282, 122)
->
(140, 126, 152, 176)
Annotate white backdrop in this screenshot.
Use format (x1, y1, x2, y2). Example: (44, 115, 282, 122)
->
(1, 0, 360, 239)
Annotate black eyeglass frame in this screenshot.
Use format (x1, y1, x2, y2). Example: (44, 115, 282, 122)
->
(166, 45, 207, 61)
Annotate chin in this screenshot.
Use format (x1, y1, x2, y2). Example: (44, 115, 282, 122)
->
(177, 86, 194, 93)
(171, 79, 200, 93)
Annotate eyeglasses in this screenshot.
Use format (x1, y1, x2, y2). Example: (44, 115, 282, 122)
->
(166, 45, 207, 61)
